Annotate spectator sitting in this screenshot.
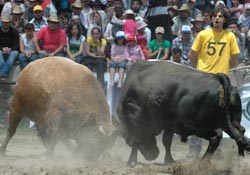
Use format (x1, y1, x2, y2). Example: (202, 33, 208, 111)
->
(85, 27, 107, 88)
(109, 31, 127, 88)
(112, 9, 137, 36)
(66, 22, 86, 64)
(167, 5, 178, 18)
(34, 13, 67, 58)
(18, 23, 38, 69)
(171, 47, 182, 63)
(172, 3, 193, 37)
(87, 11, 105, 36)
(136, 20, 148, 59)
(125, 35, 144, 66)
(106, 0, 125, 24)
(0, 14, 19, 82)
(172, 25, 194, 66)
(147, 26, 171, 61)
(229, 19, 246, 62)
(104, 10, 124, 44)
(11, 5, 28, 33)
(191, 14, 205, 38)
(29, 5, 48, 32)
(70, 0, 87, 36)
(24, 0, 40, 21)
(1, 0, 26, 16)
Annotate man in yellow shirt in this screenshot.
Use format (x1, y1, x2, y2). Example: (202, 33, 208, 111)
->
(187, 7, 240, 158)
(189, 8, 239, 75)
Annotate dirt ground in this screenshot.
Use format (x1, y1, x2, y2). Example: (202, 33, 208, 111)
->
(1, 127, 250, 175)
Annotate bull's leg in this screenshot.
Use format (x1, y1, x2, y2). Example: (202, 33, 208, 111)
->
(0, 103, 24, 156)
(162, 130, 175, 164)
(202, 129, 222, 160)
(127, 146, 138, 167)
(61, 137, 75, 154)
(43, 109, 62, 157)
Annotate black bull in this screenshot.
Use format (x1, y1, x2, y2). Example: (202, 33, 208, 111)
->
(117, 60, 250, 167)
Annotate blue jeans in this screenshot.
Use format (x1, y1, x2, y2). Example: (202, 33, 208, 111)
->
(0, 50, 19, 77)
(18, 53, 39, 69)
(75, 55, 84, 64)
(84, 56, 107, 87)
(37, 52, 65, 59)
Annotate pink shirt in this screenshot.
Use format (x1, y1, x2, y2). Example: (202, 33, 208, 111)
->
(125, 45, 145, 61)
(111, 44, 126, 59)
(123, 19, 137, 36)
(36, 27, 67, 51)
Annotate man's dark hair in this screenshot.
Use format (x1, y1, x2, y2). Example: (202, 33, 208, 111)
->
(25, 23, 34, 30)
(210, 7, 230, 29)
(172, 48, 182, 55)
(131, 0, 141, 5)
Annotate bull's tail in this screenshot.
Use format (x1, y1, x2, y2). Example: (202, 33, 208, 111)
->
(214, 74, 241, 141)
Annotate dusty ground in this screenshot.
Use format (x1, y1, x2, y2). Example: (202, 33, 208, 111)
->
(1, 126, 250, 175)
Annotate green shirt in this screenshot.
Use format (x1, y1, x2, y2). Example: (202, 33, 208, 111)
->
(148, 39, 171, 59)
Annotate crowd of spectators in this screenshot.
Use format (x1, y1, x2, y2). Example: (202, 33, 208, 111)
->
(0, 0, 247, 88)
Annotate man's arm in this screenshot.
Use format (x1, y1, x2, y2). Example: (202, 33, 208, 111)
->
(230, 54, 239, 69)
(188, 49, 198, 68)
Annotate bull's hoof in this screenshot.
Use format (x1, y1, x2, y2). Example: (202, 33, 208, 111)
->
(242, 137, 250, 153)
(0, 149, 6, 157)
(126, 161, 137, 168)
(164, 159, 175, 165)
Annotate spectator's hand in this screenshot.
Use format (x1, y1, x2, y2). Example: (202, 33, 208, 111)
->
(70, 55, 75, 61)
(25, 51, 31, 58)
(3, 47, 11, 54)
(39, 50, 49, 56)
(48, 53, 54, 57)
(158, 47, 162, 52)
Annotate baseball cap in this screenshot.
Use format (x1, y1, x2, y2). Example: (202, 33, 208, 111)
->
(155, 26, 164, 34)
(33, 5, 43, 12)
(181, 25, 191, 33)
(125, 9, 134, 15)
(126, 35, 136, 41)
(115, 31, 125, 39)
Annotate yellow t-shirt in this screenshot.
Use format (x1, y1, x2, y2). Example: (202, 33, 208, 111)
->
(87, 36, 107, 55)
(191, 28, 240, 75)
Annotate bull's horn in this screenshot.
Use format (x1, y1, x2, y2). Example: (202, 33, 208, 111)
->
(98, 125, 106, 135)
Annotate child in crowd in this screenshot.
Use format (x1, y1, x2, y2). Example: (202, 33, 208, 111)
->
(125, 35, 144, 65)
(109, 31, 127, 88)
(18, 23, 38, 69)
(171, 47, 182, 63)
(136, 20, 148, 59)
(112, 9, 137, 36)
(66, 22, 86, 64)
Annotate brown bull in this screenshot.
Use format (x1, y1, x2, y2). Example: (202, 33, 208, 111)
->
(0, 57, 116, 160)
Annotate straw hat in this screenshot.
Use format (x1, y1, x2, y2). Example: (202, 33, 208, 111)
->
(48, 13, 59, 22)
(1, 13, 12, 22)
(12, 5, 23, 14)
(191, 14, 204, 24)
(72, 0, 83, 8)
(136, 20, 147, 30)
(178, 3, 190, 12)
(167, 5, 178, 12)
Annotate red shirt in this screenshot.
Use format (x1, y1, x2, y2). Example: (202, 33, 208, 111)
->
(36, 27, 67, 52)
